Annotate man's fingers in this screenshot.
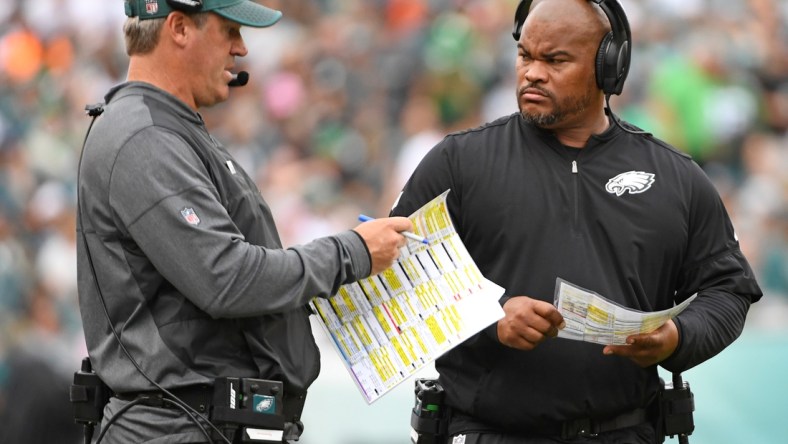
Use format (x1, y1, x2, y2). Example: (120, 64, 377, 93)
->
(502, 328, 542, 351)
(353, 216, 417, 275)
(532, 300, 565, 330)
(603, 332, 669, 367)
(386, 216, 414, 233)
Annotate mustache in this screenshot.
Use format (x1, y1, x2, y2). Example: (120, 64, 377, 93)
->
(518, 83, 552, 98)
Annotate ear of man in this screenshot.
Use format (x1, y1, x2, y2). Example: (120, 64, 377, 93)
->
(164, 11, 192, 48)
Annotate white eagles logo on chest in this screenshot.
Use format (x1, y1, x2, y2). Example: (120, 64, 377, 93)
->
(605, 171, 655, 196)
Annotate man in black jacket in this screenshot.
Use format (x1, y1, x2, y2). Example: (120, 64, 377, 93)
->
(391, 1, 762, 443)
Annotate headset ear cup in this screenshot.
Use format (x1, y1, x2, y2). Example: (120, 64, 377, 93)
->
(595, 32, 614, 93)
(613, 40, 629, 94)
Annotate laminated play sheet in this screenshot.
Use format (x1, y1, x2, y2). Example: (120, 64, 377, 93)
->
(554, 278, 696, 345)
(310, 190, 505, 403)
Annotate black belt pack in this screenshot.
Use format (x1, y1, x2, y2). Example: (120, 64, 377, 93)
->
(117, 377, 305, 443)
(210, 377, 287, 443)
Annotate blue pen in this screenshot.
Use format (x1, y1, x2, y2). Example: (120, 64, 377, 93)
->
(358, 214, 429, 245)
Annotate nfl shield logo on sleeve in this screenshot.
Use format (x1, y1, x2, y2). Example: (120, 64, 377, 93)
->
(181, 207, 201, 225)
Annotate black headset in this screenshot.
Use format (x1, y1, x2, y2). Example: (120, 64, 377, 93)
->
(512, 0, 631, 96)
(165, 0, 204, 13)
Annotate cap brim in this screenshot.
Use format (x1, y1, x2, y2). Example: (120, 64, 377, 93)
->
(214, 1, 282, 28)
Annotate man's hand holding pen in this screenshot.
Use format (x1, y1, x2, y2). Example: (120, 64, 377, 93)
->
(353, 216, 414, 275)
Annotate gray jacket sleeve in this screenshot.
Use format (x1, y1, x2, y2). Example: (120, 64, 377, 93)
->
(108, 127, 371, 318)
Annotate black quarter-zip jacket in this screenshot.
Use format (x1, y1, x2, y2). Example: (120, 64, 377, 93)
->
(390, 112, 762, 433)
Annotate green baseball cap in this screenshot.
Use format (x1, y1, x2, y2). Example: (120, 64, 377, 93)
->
(124, 0, 282, 28)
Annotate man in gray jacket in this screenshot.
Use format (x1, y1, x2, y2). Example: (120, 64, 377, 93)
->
(76, 1, 412, 442)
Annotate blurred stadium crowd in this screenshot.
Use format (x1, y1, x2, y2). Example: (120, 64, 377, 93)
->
(0, 0, 786, 441)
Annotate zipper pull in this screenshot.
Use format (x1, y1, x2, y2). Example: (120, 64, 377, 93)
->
(572, 160, 578, 173)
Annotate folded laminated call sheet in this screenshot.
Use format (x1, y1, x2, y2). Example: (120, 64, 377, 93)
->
(554, 278, 696, 346)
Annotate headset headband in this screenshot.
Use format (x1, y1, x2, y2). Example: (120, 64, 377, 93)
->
(511, 0, 632, 95)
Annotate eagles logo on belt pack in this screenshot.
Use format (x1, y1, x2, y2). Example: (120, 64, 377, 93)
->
(605, 171, 655, 196)
(253, 395, 276, 414)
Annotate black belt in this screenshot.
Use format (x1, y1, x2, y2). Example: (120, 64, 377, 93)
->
(449, 406, 653, 440)
(115, 384, 307, 424)
(115, 384, 214, 414)
(558, 407, 651, 439)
